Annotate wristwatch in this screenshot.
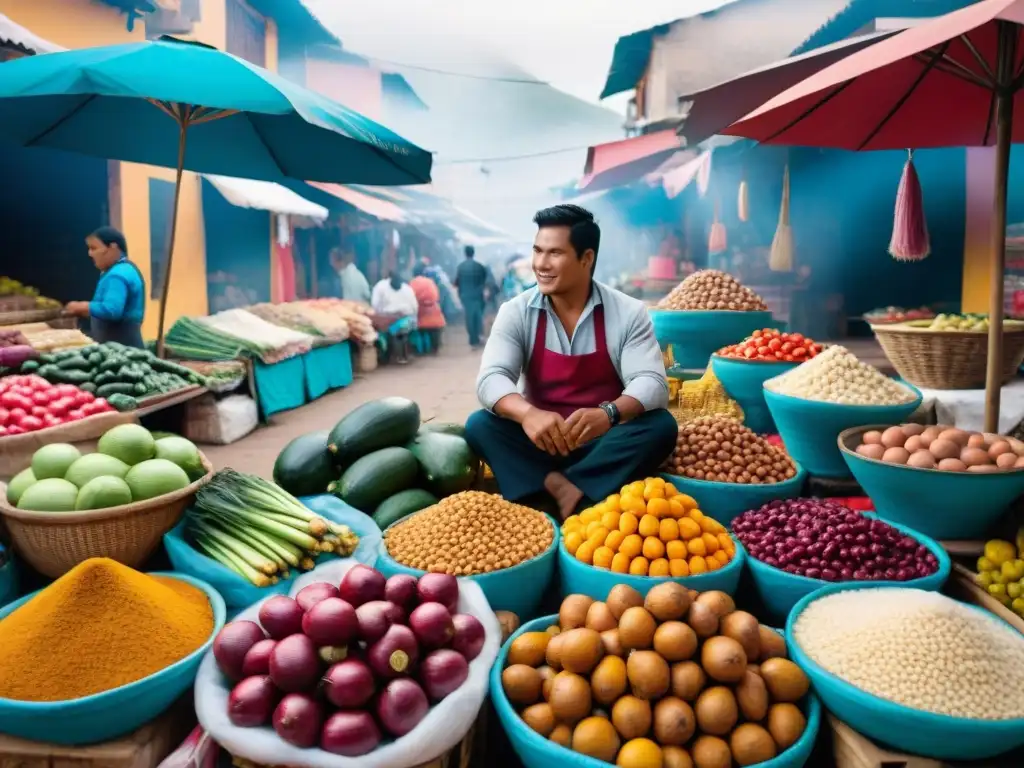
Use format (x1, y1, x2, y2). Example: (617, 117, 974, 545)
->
(599, 401, 620, 426)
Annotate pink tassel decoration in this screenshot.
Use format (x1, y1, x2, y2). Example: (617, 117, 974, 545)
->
(889, 150, 930, 261)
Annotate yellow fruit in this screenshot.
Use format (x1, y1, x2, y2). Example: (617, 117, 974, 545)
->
(643, 537, 666, 560)
(1008, 582, 1023, 600)
(576, 542, 596, 565)
(1012, 597, 1024, 616)
(977, 571, 995, 588)
(605, 530, 626, 552)
(659, 518, 680, 542)
(977, 556, 996, 572)
(621, 494, 646, 515)
(565, 532, 584, 555)
(639, 515, 660, 538)
(612, 552, 631, 573)
(620, 513, 639, 535)
(602, 510, 622, 531)
(666, 540, 687, 560)
(649, 558, 670, 577)
(687, 538, 707, 557)
(669, 559, 690, 577)
(605, 494, 622, 511)
(580, 508, 600, 525)
(593, 546, 615, 569)
(1002, 559, 1024, 582)
(689, 556, 708, 574)
(984, 540, 1017, 567)
(717, 533, 734, 554)
(628, 481, 646, 498)
(563, 515, 581, 529)
(664, 483, 679, 497)
(668, 499, 685, 518)
(643, 484, 665, 501)
(676, 494, 697, 511)
(989, 583, 1008, 596)
(620, 534, 643, 559)
(647, 498, 670, 519)
(629, 557, 649, 576)
(705, 557, 721, 572)
(679, 518, 702, 541)
(713, 549, 731, 566)
(701, 533, 720, 555)
(586, 521, 604, 538)
(588, 527, 610, 546)
(688, 509, 705, 523)
(698, 517, 719, 535)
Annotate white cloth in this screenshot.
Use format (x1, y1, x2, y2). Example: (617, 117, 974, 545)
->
(915, 379, 1024, 434)
(371, 279, 418, 317)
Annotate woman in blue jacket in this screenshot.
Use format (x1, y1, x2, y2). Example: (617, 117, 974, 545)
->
(64, 226, 146, 348)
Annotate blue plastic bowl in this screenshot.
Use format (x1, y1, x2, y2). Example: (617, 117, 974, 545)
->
(376, 513, 559, 618)
(786, 582, 1024, 759)
(661, 467, 807, 526)
(0, 571, 225, 745)
(492, 615, 822, 768)
(839, 425, 1024, 539)
(711, 355, 799, 433)
(738, 513, 951, 621)
(650, 309, 773, 369)
(558, 534, 745, 600)
(763, 384, 922, 478)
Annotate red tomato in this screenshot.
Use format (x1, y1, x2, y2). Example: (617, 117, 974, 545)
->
(8, 407, 27, 421)
(48, 398, 71, 415)
(5, 425, 22, 435)
(19, 415, 43, 432)
(768, 338, 782, 351)
(27, 378, 49, 392)
(43, 414, 62, 428)
(54, 384, 80, 397)
(793, 347, 807, 358)
(93, 398, 111, 411)
(31, 390, 52, 406)
(66, 409, 85, 421)
(12, 386, 33, 398)
(0, 407, 8, 426)
(31, 406, 48, 418)
(743, 347, 756, 358)
(76, 391, 96, 404)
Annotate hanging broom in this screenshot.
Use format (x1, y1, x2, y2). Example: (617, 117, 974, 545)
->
(770, 163, 793, 272)
(709, 199, 727, 254)
(738, 178, 749, 223)
(889, 149, 930, 261)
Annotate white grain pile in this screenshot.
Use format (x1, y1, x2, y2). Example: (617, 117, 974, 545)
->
(793, 588, 1024, 720)
(764, 346, 916, 405)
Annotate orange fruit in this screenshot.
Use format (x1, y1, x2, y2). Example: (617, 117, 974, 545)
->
(602, 510, 621, 531)
(713, 549, 731, 566)
(616, 737, 662, 768)
(611, 552, 631, 573)
(587, 527, 610, 546)
(666, 540, 687, 560)
(717, 533, 734, 553)
(687, 538, 707, 557)
(586, 521, 605, 538)
(605, 530, 626, 552)
(669, 559, 690, 577)
(659, 518, 680, 542)
(593, 546, 615, 569)
(580, 508, 600, 525)
(687, 508, 705, 523)
(619, 512, 639, 535)
(563, 514, 581, 528)
(668, 499, 685, 519)
(649, 558, 670, 577)
(701, 533, 720, 555)
(647, 498, 670, 519)
(663, 482, 679, 497)
(688, 556, 708, 574)
(705, 556, 721, 571)
(620, 534, 643, 559)
(643, 484, 665, 501)
(638, 514, 660, 538)
(642, 536, 665, 560)
(698, 516, 719, 534)
(605, 494, 622, 512)
(627, 481, 646, 498)
(576, 542, 596, 565)
(675, 493, 697, 511)
(678, 518, 702, 541)
(620, 494, 646, 515)
(628, 556, 649, 576)
(565, 532, 584, 555)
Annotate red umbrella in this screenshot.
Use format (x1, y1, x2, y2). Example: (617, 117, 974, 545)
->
(723, 0, 1024, 432)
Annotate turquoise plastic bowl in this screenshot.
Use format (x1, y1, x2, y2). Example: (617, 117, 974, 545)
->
(376, 513, 559, 618)
(786, 582, 1024, 759)
(738, 513, 951, 621)
(0, 571, 225, 745)
(558, 534, 745, 600)
(711, 355, 799, 433)
(660, 467, 807, 526)
(492, 615, 822, 768)
(838, 426, 1024, 539)
(650, 309, 772, 369)
(763, 384, 922, 478)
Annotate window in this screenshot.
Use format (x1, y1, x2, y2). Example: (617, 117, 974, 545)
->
(225, 0, 266, 67)
(149, 179, 175, 300)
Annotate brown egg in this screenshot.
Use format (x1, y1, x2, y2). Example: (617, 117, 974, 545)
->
(861, 430, 883, 445)
(938, 458, 967, 472)
(938, 428, 969, 446)
(1017, 455, 1024, 468)
(856, 444, 886, 460)
(881, 447, 910, 465)
(920, 426, 942, 442)
(960, 447, 992, 467)
(901, 423, 925, 436)
(907, 450, 936, 469)
(880, 426, 907, 448)
(989, 440, 1013, 459)
(997, 452, 1020, 469)
(903, 435, 926, 453)
(967, 433, 988, 449)
(968, 464, 1001, 474)
(585, 602, 618, 633)
(928, 439, 960, 461)
(1008, 437, 1024, 457)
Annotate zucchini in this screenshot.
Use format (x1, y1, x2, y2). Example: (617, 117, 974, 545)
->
(406, 432, 478, 496)
(56, 355, 90, 370)
(273, 432, 337, 497)
(327, 397, 421, 467)
(96, 382, 137, 397)
(373, 489, 438, 530)
(331, 447, 419, 512)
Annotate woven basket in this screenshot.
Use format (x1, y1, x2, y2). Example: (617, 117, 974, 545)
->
(0, 454, 213, 578)
(871, 323, 1024, 390)
(354, 342, 378, 373)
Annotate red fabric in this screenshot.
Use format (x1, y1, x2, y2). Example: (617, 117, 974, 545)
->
(829, 497, 875, 512)
(275, 242, 297, 302)
(410, 275, 446, 329)
(525, 306, 623, 419)
(723, 0, 1024, 150)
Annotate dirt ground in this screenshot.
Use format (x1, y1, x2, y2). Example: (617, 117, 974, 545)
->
(202, 334, 483, 475)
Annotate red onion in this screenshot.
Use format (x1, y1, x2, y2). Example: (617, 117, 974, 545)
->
(356, 600, 398, 643)
(227, 675, 277, 726)
(377, 678, 430, 737)
(240, 639, 277, 677)
(258, 596, 305, 639)
(451, 614, 486, 661)
(368, 624, 420, 678)
(321, 711, 382, 756)
(295, 581, 340, 612)
(338, 564, 386, 607)
(323, 658, 376, 709)
(301, 597, 358, 646)
(272, 693, 323, 748)
(269, 634, 320, 692)
(385, 574, 419, 611)
(409, 602, 454, 648)
(420, 649, 469, 701)
(213, 621, 266, 682)
(417, 573, 459, 613)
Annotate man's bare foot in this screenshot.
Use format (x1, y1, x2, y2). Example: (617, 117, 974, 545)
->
(544, 472, 583, 521)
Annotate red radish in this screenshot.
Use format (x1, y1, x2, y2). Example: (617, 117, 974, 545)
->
(355, 600, 397, 643)
(385, 574, 419, 611)
(338, 564, 386, 607)
(409, 602, 454, 648)
(228, 676, 277, 727)
(301, 597, 358, 647)
(323, 658, 376, 708)
(377, 678, 430, 737)
(269, 634, 320, 692)
(420, 649, 469, 701)
(258, 596, 304, 639)
(240, 639, 276, 677)
(321, 711, 382, 756)
(272, 693, 323, 748)
(417, 573, 459, 613)
(451, 614, 486, 661)
(213, 621, 266, 681)
(295, 582, 340, 612)
(368, 624, 419, 679)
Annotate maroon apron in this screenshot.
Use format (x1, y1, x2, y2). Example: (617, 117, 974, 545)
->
(525, 305, 623, 419)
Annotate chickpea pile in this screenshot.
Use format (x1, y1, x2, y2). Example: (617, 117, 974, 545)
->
(657, 270, 768, 312)
(385, 491, 554, 575)
(663, 417, 797, 485)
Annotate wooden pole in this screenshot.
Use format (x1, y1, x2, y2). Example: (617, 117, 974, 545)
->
(155, 106, 190, 358)
(984, 21, 1016, 433)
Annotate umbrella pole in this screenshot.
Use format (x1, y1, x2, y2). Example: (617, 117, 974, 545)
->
(984, 22, 1017, 433)
(155, 112, 190, 358)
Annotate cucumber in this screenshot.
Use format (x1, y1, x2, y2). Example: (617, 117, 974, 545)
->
(79, 382, 97, 393)
(331, 446, 419, 512)
(327, 397, 421, 467)
(273, 431, 337, 497)
(106, 393, 138, 412)
(96, 382, 137, 397)
(406, 432, 478, 497)
(20, 360, 39, 373)
(50, 369, 91, 384)
(56, 355, 90, 370)
(373, 489, 438, 530)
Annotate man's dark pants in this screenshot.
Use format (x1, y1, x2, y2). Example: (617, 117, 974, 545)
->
(463, 297, 485, 347)
(465, 408, 679, 503)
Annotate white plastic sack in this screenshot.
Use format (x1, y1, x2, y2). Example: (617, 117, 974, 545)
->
(195, 559, 502, 768)
(185, 394, 258, 446)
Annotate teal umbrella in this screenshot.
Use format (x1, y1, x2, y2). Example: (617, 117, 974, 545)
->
(0, 36, 432, 349)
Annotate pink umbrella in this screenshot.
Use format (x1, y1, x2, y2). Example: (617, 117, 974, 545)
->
(723, 0, 1024, 431)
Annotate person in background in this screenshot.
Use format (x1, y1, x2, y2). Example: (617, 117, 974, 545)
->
(421, 257, 461, 322)
(410, 264, 446, 353)
(465, 205, 677, 520)
(454, 244, 487, 349)
(483, 261, 500, 339)
(64, 226, 146, 348)
(371, 271, 418, 364)
(502, 255, 534, 302)
(331, 247, 371, 306)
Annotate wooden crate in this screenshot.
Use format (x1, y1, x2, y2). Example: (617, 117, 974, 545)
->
(948, 563, 1024, 634)
(0, 700, 193, 768)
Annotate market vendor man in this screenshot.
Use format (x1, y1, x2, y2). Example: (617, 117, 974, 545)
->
(64, 226, 146, 348)
(465, 204, 677, 519)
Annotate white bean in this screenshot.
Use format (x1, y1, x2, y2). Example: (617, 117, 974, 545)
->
(765, 346, 916, 406)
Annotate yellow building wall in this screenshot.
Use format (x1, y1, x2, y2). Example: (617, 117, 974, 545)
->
(0, 0, 144, 48)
